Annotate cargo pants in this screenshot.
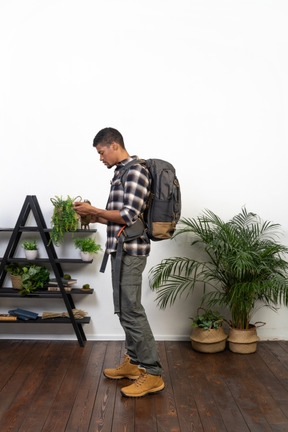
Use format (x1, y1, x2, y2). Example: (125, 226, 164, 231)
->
(111, 252, 162, 376)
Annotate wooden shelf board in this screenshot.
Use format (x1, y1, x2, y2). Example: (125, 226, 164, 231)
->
(0, 288, 94, 298)
(0, 316, 91, 324)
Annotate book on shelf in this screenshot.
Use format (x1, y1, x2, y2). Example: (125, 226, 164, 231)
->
(47, 286, 72, 292)
(48, 278, 77, 286)
(8, 309, 38, 320)
(0, 314, 17, 321)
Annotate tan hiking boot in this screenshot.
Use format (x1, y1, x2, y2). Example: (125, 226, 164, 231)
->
(120, 370, 165, 397)
(103, 354, 142, 380)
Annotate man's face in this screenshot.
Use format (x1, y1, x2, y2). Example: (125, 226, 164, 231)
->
(96, 143, 117, 169)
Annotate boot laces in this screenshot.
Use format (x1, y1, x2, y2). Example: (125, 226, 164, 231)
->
(135, 373, 148, 387)
(116, 358, 129, 371)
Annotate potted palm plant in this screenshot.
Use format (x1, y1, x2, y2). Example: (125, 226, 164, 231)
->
(74, 237, 102, 261)
(149, 208, 288, 354)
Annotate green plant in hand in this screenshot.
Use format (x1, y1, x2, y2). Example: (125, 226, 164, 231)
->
(22, 239, 37, 250)
(20, 264, 50, 295)
(49, 195, 80, 246)
(74, 237, 102, 253)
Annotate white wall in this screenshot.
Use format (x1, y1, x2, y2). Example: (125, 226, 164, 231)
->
(0, 0, 288, 341)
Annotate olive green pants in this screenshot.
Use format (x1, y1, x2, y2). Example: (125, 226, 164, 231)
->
(111, 252, 162, 376)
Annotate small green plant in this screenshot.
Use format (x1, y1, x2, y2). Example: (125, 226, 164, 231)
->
(20, 264, 50, 295)
(190, 309, 224, 330)
(22, 239, 37, 250)
(82, 283, 91, 290)
(74, 237, 102, 253)
(5, 263, 23, 276)
(63, 274, 71, 280)
(49, 195, 81, 246)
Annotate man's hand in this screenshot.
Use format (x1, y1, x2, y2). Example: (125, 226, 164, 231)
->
(73, 201, 108, 225)
(73, 201, 93, 216)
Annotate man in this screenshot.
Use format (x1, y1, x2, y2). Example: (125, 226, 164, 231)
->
(73, 127, 164, 398)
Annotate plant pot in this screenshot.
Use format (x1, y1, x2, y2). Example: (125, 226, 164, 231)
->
(227, 326, 260, 354)
(10, 275, 22, 290)
(80, 251, 94, 262)
(24, 249, 38, 260)
(190, 326, 227, 353)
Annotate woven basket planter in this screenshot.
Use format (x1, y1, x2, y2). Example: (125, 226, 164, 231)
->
(10, 275, 22, 290)
(190, 327, 227, 353)
(228, 326, 260, 354)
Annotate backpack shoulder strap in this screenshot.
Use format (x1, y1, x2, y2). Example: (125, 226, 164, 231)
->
(119, 158, 147, 186)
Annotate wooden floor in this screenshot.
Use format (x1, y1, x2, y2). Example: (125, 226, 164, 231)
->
(0, 340, 288, 432)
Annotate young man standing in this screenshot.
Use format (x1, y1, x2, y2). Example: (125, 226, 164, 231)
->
(73, 127, 164, 398)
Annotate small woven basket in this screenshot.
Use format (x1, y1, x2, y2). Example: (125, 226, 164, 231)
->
(190, 327, 227, 353)
(228, 327, 260, 354)
(10, 275, 22, 290)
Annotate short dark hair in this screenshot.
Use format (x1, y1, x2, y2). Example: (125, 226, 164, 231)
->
(93, 127, 125, 149)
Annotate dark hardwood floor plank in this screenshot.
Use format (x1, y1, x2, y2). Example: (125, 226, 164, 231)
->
(221, 352, 275, 432)
(18, 342, 79, 432)
(0, 369, 28, 419)
(65, 341, 108, 432)
(197, 350, 250, 432)
(0, 340, 35, 390)
(16, 340, 49, 373)
(154, 341, 181, 432)
(165, 341, 204, 432)
(111, 342, 136, 432)
(179, 342, 228, 432)
(260, 341, 288, 374)
(88, 340, 123, 432)
(278, 341, 288, 354)
(257, 343, 288, 391)
(0, 368, 48, 431)
(135, 396, 158, 432)
(50, 342, 94, 411)
(42, 410, 71, 432)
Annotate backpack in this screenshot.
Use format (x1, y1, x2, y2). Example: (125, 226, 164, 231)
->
(120, 158, 181, 241)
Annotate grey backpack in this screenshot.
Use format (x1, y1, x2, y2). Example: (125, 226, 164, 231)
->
(120, 158, 181, 241)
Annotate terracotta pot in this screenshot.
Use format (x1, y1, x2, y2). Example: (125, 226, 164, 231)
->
(190, 326, 227, 353)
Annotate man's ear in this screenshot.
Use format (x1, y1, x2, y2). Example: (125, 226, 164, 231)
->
(111, 141, 118, 151)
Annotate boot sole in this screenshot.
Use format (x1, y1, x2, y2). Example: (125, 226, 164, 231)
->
(103, 371, 140, 380)
(120, 384, 165, 398)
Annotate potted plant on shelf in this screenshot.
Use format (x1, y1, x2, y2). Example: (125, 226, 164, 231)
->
(74, 237, 102, 261)
(49, 195, 81, 246)
(81, 283, 92, 292)
(5, 263, 24, 289)
(20, 264, 50, 296)
(149, 208, 288, 354)
(22, 239, 38, 260)
(190, 308, 227, 353)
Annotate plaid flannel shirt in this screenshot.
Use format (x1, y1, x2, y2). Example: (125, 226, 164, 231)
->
(105, 156, 151, 255)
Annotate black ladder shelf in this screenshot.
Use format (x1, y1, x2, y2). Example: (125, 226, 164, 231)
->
(0, 195, 96, 347)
